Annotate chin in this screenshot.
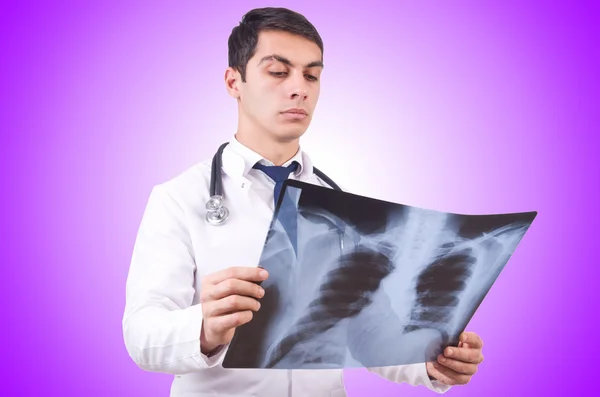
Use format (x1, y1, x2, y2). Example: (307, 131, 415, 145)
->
(273, 125, 308, 142)
(279, 131, 307, 142)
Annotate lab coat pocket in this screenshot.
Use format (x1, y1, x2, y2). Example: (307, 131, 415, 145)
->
(330, 387, 347, 397)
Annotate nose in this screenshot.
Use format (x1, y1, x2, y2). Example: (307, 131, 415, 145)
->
(288, 73, 308, 101)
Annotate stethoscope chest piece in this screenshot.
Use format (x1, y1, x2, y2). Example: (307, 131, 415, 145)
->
(205, 195, 229, 225)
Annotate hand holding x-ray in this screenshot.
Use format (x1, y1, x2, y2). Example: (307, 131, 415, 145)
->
(427, 331, 485, 385)
(199, 266, 268, 354)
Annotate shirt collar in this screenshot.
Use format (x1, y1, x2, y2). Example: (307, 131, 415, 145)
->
(222, 136, 314, 181)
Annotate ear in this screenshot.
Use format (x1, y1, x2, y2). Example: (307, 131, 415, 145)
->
(224, 67, 241, 99)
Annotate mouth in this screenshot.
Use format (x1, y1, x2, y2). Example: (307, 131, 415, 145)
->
(281, 108, 308, 116)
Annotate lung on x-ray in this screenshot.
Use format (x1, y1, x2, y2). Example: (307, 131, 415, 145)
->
(222, 180, 537, 370)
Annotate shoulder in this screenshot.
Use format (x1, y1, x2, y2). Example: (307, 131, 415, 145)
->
(308, 168, 354, 195)
(146, 158, 213, 208)
(300, 150, 354, 194)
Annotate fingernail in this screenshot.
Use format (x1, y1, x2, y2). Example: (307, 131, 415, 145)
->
(447, 348, 453, 356)
(259, 288, 265, 297)
(260, 270, 268, 278)
(439, 356, 446, 363)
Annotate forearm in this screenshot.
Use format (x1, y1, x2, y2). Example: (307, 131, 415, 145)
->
(346, 289, 451, 393)
(122, 184, 230, 373)
(351, 324, 451, 392)
(123, 303, 227, 374)
(351, 325, 449, 392)
(367, 363, 451, 394)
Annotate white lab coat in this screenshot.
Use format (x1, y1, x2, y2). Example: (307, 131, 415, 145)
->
(122, 137, 451, 396)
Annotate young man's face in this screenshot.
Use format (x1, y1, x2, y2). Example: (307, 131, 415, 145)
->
(227, 30, 323, 143)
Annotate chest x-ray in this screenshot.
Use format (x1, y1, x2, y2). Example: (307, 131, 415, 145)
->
(222, 180, 537, 370)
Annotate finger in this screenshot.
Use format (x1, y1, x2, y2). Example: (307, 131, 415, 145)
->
(202, 278, 265, 302)
(426, 361, 472, 386)
(444, 346, 484, 364)
(437, 354, 479, 375)
(210, 310, 254, 334)
(204, 267, 269, 285)
(207, 295, 261, 317)
(460, 331, 483, 349)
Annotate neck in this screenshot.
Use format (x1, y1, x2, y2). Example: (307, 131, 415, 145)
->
(235, 131, 300, 166)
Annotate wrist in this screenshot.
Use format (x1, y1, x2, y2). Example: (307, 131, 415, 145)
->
(201, 338, 220, 356)
(200, 324, 219, 355)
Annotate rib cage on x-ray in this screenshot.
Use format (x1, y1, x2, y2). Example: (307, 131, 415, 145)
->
(222, 181, 536, 370)
(263, 243, 396, 368)
(384, 208, 530, 358)
(397, 210, 478, 348)
(403, 245, 476, 346)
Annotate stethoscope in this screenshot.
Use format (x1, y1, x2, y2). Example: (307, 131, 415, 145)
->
(205, 142, 343, 226)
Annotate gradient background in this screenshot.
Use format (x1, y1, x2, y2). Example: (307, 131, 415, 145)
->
(1, 1, 598, 396)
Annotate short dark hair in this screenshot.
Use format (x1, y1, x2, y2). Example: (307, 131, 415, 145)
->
(228, 7, 324, 82)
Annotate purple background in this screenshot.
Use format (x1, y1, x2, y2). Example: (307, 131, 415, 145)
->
(1, 1, 598, 396)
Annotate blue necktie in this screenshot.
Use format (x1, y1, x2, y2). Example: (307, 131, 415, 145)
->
(253, 161, 299, 207)
(253, 161, 300, 253)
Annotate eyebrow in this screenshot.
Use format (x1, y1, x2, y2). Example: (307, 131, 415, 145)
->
(258, 54, 324, 69)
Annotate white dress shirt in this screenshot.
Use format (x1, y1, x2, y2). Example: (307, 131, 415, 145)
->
(122, 137, 451, 396)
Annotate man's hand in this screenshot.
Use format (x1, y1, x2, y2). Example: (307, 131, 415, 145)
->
(199, 266, 268, 354)
(426, 331, 484, 386)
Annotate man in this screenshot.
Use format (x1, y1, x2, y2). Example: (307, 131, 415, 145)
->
(123, 7, 484, 396)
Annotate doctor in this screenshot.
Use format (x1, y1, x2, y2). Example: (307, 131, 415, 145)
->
(122, 6, 485, 397)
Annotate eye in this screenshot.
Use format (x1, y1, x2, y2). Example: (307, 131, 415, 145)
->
(305, 74, 318, 81)
(269, 71, 288, 77)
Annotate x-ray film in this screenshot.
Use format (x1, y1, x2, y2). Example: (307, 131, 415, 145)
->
(222, 180, 537, 370)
